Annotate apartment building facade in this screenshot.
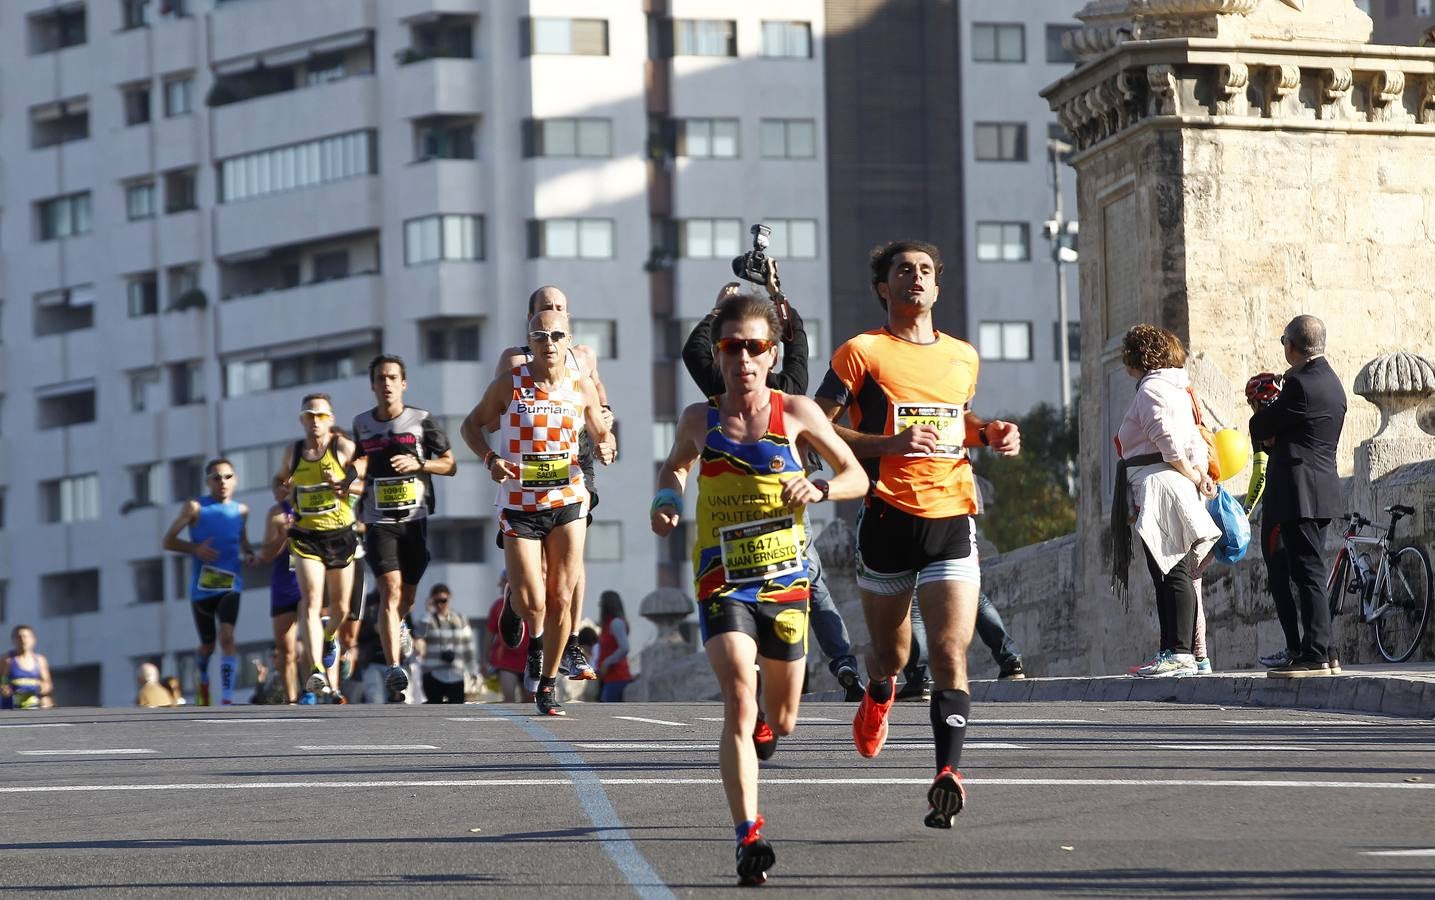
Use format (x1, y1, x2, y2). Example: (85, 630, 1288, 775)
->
(1361, 0, 1434, 44)
(0, 0, 830, 705)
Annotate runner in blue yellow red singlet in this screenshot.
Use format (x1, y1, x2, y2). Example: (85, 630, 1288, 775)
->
(652, 294, 866, 887)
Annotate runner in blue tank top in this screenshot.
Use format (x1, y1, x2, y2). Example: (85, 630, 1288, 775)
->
(162, 458, 255, 706)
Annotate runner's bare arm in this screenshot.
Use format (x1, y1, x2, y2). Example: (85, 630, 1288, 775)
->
(651, 403, 706, 536)
(781, 395, 868, 504)
(258, 503, 290, 564)
(962, 410, 1021, 456)
(462, 377, 521, 482)
(493, 347, 527, 380)
(813, 396, 941, 458)
(574, 344, 615, 430)
(580, 377, 612, 447)
(161, 500, 216, 560)
(239, 505, 257, 563)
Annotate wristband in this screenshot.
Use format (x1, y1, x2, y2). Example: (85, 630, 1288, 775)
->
(979, 423, 991, 446)
(811, 478, 830, 502)
(652, 488, 682, 515)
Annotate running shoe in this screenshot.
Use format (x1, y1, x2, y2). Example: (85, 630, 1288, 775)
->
(1258, 647, 1292, 668)
(499, 590, 525, 649)
(836, 664, 865, 703)
(559, 638, 598, 681)
(298, 691, 317, 705)
(998, 658, 1026, 680)
(1126, 651, 1162, 676)
(753, 717, 778, 761)
(1132, 651, 1198, 678)
(735, 815, 775, 887)
(307, 669, 329, 696)
(399, 622, 414, 662)
(924, 767, 967, 829)
(321, 616, 338, 669)
(524, 642, 543, 695)
(1267, 655, 1332, 679)
(384, 664, 409, 702)
(1194, 656, 1213, 675)
(895, 677, 931, 702)
(339, 655, 353, 682)
(196, 682, 211, 707)
(1328, 652, 1343, 675)
(536, 682, 565, 716)
(853, 677, 896, 758)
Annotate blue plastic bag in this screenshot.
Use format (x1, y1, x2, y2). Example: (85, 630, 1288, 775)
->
(1208, 486, 1251, 564)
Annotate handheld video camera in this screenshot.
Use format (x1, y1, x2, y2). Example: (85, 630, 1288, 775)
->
(731, 224, 793, 342)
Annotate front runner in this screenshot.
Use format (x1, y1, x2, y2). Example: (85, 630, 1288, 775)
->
(350, 355, 457, 702)
(814, 240, 1021, 828)
(462, 309, 611, 716)
(653, 294, 865, 886)
(276, 393, 359, 700)
(162, 458, 256, 706)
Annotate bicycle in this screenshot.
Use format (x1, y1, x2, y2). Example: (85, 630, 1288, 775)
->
(1326, 504, 1432, 663)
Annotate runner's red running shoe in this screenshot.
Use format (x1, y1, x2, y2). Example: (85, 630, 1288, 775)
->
(924, 766, 967, 829)
(852, 677, 895, 758)
(753, 717, 778, 761)
(735, 815, 775, 886)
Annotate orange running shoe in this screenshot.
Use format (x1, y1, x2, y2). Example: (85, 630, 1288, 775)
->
(852, 677, 895, 758)
(735, 815, 775, 886)
(753, 717, 778, 761)
(924, 766, 967, 829)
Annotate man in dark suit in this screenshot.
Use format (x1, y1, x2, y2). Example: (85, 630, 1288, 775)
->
(1251, 315, 1347, 678)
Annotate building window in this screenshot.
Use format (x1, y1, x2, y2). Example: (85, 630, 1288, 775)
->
(40, 474, 101, 523)
(421, 318, 481, 362)
(585, 522, 623, 561)
(125, 180, 157, 221)
(129, 368, 161, 411)
(311, 250, 349, 283)
(978, 321, 1034, 361)
(405, 15, 475, 62)
(1053, 321, 1081, 362)
(29, 5, 87, 55)
(678, 119, 738, 159)
(41, 570, 101, 617)
(975, 222, 1030, 262)
(653, 420, 677, 463)
(127, 463, 163, 510)
(37, 385, 96, 429)
(220, 130, 375, 203)
(33, 285, 95, 337)
(122, 0, 151, 30)
(530, 219, 614, 259)
(37, 192, 92, 241)
(164, 168, 197, 213)
(529, 18, 609, 56)
(572, 319, 617, 359)
(527, 118, 612, 158)
(224, 443, 287, 493)
(131, 558, 165, 604)
(1046, 25, 1078, 64)
(170, 457, 204, 502)
(766, 219, 819, 259)
(30, 97, 89, 149)
(122, 82, 151, 126)
(759, 119, 815, 159)
(404, 215, 484, 265)
(163, 75, 193, 116)
(0, 488, 6, 530)
(170, 360, 205, 406)
(125, 274, 158, 318)
(430, 520, 487, 562)
(761, 21, 812, 58)
(972, 23, 1024, 63)
(679, 219, 742, 259)
(974, 123, 1027, 162)
(414, 115, 477, 161)
(222, 338, 380, 398)
(675, 19, 736, 57)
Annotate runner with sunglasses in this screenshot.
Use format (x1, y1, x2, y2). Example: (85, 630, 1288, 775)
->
(162, 458, 256, 706)
(653, 294, 866, 886)
(493, 286, 616, 688)
(461, 309, 611, 716)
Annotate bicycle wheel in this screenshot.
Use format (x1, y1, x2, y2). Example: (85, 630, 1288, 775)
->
(1327, 551, 1351, 619)
(1374, 545, 1433, 663)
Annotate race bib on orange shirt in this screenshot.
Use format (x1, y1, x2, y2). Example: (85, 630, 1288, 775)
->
(894, 402, 966, 458)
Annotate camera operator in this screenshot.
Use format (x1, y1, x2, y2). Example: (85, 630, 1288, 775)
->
(679, 254, 865, 703)
(417, 583, 477, 704)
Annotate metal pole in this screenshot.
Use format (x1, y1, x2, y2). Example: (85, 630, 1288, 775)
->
(1049, 139, 1072, 421)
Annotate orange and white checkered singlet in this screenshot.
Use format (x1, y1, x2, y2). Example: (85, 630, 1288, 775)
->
(497, 363, 589, 512)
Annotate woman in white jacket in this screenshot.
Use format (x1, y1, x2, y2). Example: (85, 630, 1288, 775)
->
(1110, 325, 1220, 678)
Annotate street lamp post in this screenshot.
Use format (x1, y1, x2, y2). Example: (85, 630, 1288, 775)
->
(1043, 138, 1077, 422)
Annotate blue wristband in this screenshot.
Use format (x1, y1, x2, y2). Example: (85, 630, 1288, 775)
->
(652, 488, 682, 515)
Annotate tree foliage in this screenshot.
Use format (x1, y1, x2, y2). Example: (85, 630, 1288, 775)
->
(972, 403, 1078, 554)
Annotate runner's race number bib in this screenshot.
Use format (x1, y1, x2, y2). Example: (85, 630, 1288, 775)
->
(894, 402, 966, 458)
(373, 475, 420, 511)
(294, 482, 339, 516)
(521, 452, 571, 490)
(719, 516, 803, 584)
(198, 565, 237, 592)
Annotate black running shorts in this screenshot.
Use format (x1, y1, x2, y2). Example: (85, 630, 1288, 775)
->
(855, 497, 979, 594)
(289, 526, 359, 571)
(365, 520, 430, 585)
(698, 596, 809, 662)
(499, 503, 585, 542)
(192, 592, 241, 646)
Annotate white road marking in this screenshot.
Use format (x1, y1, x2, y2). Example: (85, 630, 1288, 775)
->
(295, 745, 437, 751)
(17, 748, 156, 756)
(1221, 719, 1373, 726)
(574, 741, 1026, 751)
(0, 722, 73, 728)
(1360, 849, 1435, 857)
(612, 716, 688, 727)
(1155, 744, 1318, 751)
(978, 719, 1094, 725)
(796, 716, 837, 722)
(192, 718, 321, 724)
(3, 776, 1433, 795)
(696, 717, 724, 722)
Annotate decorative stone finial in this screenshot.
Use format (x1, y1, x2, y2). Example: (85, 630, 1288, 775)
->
(1355, 352, 1435, 439)
(639, 588, 693, 642)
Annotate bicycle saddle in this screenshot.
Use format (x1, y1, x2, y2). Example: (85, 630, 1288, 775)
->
(1384, 504, 1415, 517)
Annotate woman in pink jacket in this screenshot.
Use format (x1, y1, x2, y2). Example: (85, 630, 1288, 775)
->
(1110, 325, 1220, 678)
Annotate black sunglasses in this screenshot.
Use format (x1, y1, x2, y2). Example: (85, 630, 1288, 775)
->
(529, 330, 568, 344)
(208, 473, 235, 481)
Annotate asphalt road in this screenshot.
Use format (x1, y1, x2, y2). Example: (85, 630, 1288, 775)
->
(2, 700, 1434, 897)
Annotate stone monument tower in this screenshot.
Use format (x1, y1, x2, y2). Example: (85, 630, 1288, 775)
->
(1043, 0, 1435, 672)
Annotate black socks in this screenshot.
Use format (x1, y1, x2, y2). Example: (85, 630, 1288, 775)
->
(931, 689, 971, 771)
(867, 676, 893, 703)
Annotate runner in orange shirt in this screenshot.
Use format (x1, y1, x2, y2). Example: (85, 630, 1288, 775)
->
(815, 240, 1021, 829)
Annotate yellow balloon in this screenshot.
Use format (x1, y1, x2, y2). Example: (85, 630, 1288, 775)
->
(1213, 428, 1249, 482)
